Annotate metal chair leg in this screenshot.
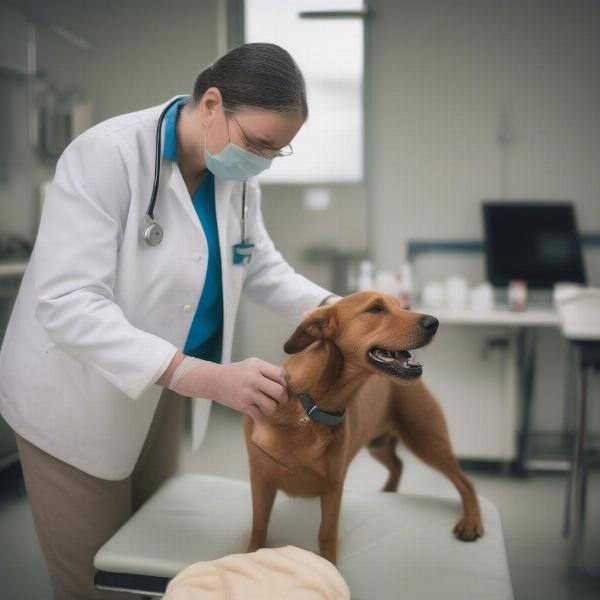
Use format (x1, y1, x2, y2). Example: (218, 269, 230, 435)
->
(515, 328, 537, 474)
(563, 474, 572, 537)
(567, 361, 588, 568)
(579, 462, 588, 536)
(562, 342, 576, 537)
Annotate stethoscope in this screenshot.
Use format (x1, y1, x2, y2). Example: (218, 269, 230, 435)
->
(142, 96, 255, 265)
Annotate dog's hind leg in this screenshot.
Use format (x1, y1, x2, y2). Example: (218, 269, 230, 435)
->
(368, 433, 403, 492)
(391, 382, 484, 541)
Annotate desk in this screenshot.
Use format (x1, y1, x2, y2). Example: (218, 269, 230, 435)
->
(411, 304, 561, 473)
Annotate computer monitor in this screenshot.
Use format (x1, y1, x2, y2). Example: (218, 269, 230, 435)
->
(482, 201, 587, 289)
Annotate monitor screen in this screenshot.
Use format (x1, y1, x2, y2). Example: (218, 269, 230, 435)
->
(482, 201, 587, 289)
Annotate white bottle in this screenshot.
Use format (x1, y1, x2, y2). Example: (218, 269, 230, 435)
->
(375, 270, 397, 296)
(398, 262, 413, 308)
(357, 260, 375, 291)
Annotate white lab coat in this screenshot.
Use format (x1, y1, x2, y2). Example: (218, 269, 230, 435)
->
(0, 96, 331, 480)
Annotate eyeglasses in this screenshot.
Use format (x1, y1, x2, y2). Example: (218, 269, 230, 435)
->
(224, 109, 294, 159)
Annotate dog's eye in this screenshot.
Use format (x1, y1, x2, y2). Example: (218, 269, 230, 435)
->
(366, 304, 386, 314)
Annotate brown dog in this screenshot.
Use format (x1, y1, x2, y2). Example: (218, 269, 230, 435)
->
(243, 291, 484, 565)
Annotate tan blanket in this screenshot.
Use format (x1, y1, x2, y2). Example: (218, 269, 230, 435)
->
(162, 545, 350, 600)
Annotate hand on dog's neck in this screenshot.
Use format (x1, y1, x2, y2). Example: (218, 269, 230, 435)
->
(249, 339, 366, 472)
(267, 339, 366, 427)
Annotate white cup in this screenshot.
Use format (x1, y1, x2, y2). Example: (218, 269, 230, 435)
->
(469, 282, 494, 311)
(422, 281, 446, 308)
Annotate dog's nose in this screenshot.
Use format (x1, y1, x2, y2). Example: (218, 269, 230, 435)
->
(419, 315, 439, 334)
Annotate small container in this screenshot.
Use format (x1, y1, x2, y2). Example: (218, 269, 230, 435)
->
(468, 282, 494, 312)
(422, 281, 446, 308)
(397, 262, 413, 309)
(445, 275, 468, 310)
(357, 260, 375, 291)
(508, 280, 528, 311)
(374, 270, 398, 296)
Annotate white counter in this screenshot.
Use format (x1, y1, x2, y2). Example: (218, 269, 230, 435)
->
(411, 304, 560, 328)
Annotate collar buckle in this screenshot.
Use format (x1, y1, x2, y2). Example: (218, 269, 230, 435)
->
(297, 393, 345, 426)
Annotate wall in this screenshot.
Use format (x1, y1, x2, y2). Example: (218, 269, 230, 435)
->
(368, 0, 600, 272)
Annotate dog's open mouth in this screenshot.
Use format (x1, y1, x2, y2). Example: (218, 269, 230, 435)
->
(367, 347, 423, 378)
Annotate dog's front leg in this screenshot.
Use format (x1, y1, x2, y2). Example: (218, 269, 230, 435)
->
(247, 470, 277, 553)
(319, 484, 344, 565)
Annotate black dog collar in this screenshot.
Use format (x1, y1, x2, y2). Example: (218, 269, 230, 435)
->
(297, 393, 345, 426)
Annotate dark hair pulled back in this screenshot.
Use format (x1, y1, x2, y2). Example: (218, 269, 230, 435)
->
(192, 43, 308, 119)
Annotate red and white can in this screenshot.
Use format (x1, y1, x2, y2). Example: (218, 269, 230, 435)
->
(508, 280, 528, 311)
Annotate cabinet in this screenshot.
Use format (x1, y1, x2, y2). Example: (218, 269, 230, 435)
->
(411, 305, 559, 464)
(417, 325, 517, 460)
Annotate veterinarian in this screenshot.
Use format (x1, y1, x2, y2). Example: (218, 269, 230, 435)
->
(0, 43, 340, 599)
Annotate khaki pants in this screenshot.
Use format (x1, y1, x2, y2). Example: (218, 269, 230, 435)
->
(15, 388, 186, 600)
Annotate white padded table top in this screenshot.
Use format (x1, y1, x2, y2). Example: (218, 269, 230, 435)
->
(94, 474, 514, 599)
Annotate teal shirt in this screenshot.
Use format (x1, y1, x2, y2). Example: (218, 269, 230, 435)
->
(163, 98, 223, 363)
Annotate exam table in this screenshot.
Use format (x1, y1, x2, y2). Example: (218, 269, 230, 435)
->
(94, 473, 514, 599)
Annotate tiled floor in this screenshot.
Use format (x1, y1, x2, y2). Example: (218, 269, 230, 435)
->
(2, 402, 599, 599)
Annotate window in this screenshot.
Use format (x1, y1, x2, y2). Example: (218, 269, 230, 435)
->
(244, 0, 365, 183)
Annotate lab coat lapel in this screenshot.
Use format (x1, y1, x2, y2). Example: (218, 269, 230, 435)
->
(167, 162, 203, 233)
(167, 166, 235, 345)
(191, 175, 235, 451)
(214, 174, 235, 365)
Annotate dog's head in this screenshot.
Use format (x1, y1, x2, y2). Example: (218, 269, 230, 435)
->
(283, 291, 438, 384)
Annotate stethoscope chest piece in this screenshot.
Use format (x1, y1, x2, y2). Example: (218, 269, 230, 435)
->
(143, 216, 164, 246)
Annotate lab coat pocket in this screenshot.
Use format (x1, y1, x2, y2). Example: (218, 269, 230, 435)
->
(232, 256, 250, 291)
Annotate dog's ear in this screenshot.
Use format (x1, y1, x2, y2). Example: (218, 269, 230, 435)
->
(283, 305, 337, 354)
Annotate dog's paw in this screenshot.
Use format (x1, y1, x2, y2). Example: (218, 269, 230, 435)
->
(453, 516, 484, 541)
(246, 542, 264, 553)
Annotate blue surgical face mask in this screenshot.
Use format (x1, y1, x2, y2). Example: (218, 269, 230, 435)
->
(204, 125, 272, 181)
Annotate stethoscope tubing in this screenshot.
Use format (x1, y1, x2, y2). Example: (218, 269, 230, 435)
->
(144, 96, 251, 261)
(148, 96, 184, 221)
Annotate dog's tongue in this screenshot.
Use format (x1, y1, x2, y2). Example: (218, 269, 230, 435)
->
(374, 349, 410, 363)
(373, 348, 421, 368)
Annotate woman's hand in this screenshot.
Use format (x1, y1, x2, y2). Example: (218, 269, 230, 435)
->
(167, 355, 288, 424)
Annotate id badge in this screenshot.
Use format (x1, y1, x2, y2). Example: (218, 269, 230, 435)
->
(233, 242, 255, 265)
